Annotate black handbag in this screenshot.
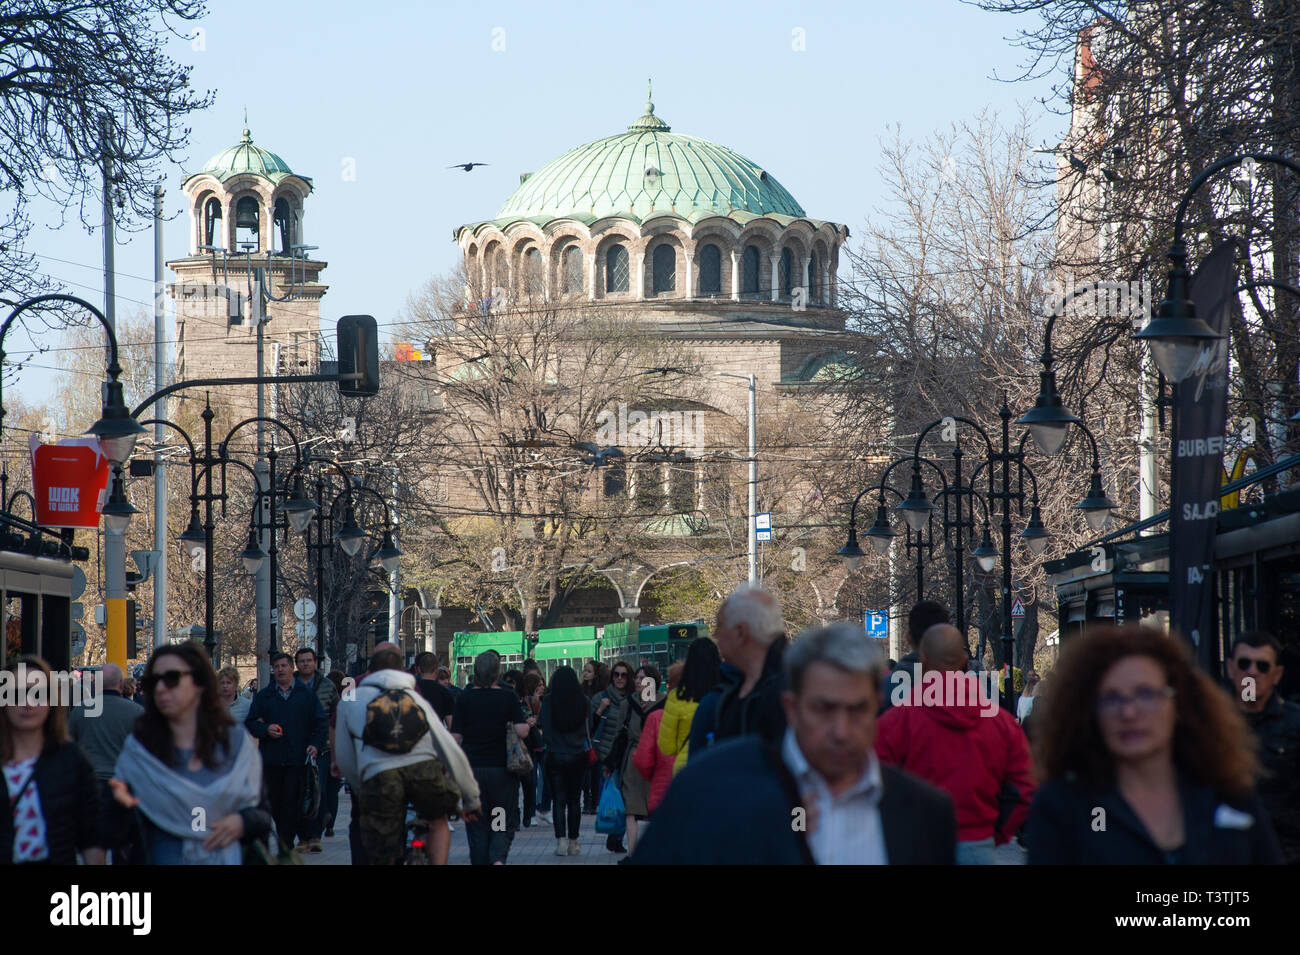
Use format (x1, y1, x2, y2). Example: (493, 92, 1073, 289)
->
(301, 754, 321, 820)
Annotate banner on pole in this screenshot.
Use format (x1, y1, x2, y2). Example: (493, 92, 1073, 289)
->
(29, 436, 111, 529)
(1168, 241, 1236, 669)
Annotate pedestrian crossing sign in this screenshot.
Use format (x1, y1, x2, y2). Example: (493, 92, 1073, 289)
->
(1011, 596, 1026, 618)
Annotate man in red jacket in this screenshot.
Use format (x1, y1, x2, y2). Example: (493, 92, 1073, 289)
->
(875, 624, 1034, 864)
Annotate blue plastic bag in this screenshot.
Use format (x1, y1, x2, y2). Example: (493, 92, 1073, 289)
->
(594, 776, 626, 836)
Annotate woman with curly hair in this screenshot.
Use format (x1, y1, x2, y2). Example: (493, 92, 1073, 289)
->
(1024, 624, 1282, 864)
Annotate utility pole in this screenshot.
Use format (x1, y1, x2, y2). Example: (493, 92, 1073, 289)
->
(717, 372, 758, 584)
(252, 267, 272, 672)
(389, 470, 400, 647)
(102, 117, 127, 671)
(152, 185, 167, 655)
(1138, 347, 1159, 526)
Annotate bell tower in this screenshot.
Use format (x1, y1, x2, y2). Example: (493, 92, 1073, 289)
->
(168, 120, 328, 413)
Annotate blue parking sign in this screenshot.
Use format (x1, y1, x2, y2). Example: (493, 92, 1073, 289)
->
(864, 610, 887, 639)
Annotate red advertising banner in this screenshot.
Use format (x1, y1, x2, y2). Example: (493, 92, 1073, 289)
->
(29, 437, 111, 529)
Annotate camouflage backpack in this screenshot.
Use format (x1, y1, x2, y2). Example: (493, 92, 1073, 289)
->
(362, 688, 430, 754)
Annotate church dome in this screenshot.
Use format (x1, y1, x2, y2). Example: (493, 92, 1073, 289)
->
(493, 95, 805, 225)
(186, 123, 306, 186)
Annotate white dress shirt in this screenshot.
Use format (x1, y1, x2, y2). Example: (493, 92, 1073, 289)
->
(781, 727, 888, 865)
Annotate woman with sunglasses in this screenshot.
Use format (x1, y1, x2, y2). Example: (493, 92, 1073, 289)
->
(1024, 624, 1282, 865)
(1, 656, 105, 865)
(108, 643, 273, 864)
(591, 659, 635, 852)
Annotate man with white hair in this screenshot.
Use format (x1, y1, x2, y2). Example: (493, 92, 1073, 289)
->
(705, 582, 789, 747)
(69, 662, 143, 864)
(630, 622, 956, 864)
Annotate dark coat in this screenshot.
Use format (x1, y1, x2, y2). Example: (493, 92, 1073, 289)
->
(1242, 693, 1300, 864)
(245, 682, 328, 767)
(1025, 773, 1284, 865)
(712, 638, 788, 746)
(686, 662, 741, 761)
(879, 650, 920, 715)
(628, 734, 956, 865)
(1, 740, 101, 865)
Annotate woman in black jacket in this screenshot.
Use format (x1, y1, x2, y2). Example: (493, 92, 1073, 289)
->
(1, 655, 105, 865)
(1025, 625, 1283, 865)
(540, 665, 591, 856)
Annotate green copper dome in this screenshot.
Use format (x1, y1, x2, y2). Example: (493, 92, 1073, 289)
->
(492, 94, 805, 225)
(187, 122, 306, 186)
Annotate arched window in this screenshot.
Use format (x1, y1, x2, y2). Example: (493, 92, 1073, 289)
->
(203, 197, 223, 248)
(652, 244, 675, 294)
(274, 197, 293, 254)
(606, 244, 629, 293)
(807, 251, 819, 303)
(488, 248, 506, 291)
(668, 460, 697, 513)
(604, 460, 627, 498)
(524, 247, 543, 295)
(234, 196, 260, 250)
(698, 244, 722, 295)
(634, 463, 666, 511)
(779, 248, 794, 298)
(563, 245, 583, 295)
(742, 245, 761, 296)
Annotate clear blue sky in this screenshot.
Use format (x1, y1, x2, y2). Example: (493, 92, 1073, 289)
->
(8, 0, 1060, 413)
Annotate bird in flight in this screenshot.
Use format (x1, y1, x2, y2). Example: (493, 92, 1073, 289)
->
(448, 162, 489, 172)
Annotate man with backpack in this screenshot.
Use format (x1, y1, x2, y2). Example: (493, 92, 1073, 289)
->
(335, 647, 481, 865)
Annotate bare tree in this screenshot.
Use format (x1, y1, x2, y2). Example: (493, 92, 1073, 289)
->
(831, 109, 1108, 668)
(391, 271, 719, 633)
(0, 0, 213, 307)
(975, 0, 1300, 481)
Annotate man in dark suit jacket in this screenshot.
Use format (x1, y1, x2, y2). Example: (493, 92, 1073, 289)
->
(631, 622, 956, 864)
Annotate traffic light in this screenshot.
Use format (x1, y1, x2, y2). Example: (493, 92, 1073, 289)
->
(337, 315, 379, 397)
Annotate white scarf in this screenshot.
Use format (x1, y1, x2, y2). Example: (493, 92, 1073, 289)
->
(115, 729, 262, 865)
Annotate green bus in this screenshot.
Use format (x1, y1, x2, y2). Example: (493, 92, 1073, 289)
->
(532, 625, 601, 681)
(450, 631, 527, 687)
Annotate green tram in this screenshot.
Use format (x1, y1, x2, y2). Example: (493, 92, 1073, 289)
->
(450, 631, 527, 687)
(601, 620, 707, 673)
(451, 619, 709, 686)
(530, 625, 601, 680)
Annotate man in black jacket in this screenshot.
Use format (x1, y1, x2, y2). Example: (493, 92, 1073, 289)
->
(709, 583, 789, 746)
(631, 622, 956, 864)
(1226, 630, 1300, 864)
(246, 652, 327, 853)
(879, 600, 950, 715)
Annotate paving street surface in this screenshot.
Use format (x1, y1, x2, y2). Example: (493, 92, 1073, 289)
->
(298, 790, 1027, 866)
(299, 789, 620, 865)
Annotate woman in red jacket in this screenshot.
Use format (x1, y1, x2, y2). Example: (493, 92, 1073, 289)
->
(635, 663, 683, 815)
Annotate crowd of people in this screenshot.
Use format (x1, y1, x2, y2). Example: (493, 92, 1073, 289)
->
(1, 579, 1294, 865)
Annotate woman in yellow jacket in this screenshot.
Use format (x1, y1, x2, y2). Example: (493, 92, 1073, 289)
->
(658, 638, 722, 775)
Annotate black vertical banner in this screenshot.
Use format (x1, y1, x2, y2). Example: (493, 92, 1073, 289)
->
(1168, 241, 1235, 669)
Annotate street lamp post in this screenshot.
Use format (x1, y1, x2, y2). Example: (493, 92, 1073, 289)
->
(0, 294, 145, 669)
(1134, 154, 1300, 383)
(841, 452, 1000, 644)
(717, 372, 757, 584)
(143, 404, 315, 664)
(302, 462, 402, 667)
